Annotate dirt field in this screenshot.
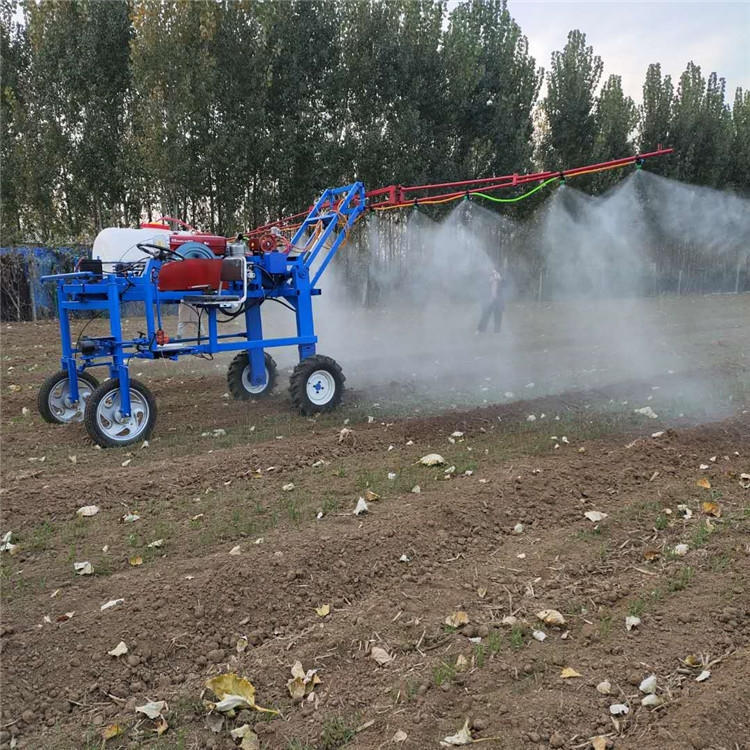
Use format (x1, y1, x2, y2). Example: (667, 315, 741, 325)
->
(1, 295, 749, 750)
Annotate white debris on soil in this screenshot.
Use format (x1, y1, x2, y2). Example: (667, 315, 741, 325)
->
(353, 497, 369, 515)
(639, 674, 657, 694)
(609, 704, 629, 716)
(584, 511, 608, 523)
(625, 616, 641, 632)
(634, 406, 658, 419)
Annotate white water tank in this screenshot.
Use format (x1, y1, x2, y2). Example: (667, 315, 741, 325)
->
(92, 227, 172, 268)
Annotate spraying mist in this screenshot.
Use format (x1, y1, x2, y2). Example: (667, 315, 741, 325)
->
(227, 172, 750, 418)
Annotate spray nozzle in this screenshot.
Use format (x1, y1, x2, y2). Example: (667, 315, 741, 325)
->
(464, 191, 470, 201)
(558, 172, 566, 185)
(635, 157, 644, 170)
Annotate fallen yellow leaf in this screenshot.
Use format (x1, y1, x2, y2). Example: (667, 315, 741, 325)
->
(445, 611, 470, 628)
(102, 724, 122, 740)
(364, 489, 380, 502)
(477, 587, 487, 599)
(701, 501, 721, 517)
(155, 717, 168, 736)
(560, 667, 582, 678)
(684, 654, 701, 667)
(643, 549, 660, 561)
(205, 673, 278, 714)
(128, 556, 143, 566)
(696, 478, 711, 489)
(592, 737, 607, 750)
(455, 654, 469, 672)
(315, 604, 330, 617)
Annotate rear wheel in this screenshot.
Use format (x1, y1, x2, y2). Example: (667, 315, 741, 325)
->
(227, 351, 277, 400)
(38, 370, 99, 424)
(84, 378, 156, 447)
(289, 354, 345, 415)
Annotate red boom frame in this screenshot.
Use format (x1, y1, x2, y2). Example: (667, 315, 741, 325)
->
(247, 147, 674, 236)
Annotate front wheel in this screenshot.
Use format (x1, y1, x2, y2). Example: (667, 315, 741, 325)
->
(289, 354, 345, 415)
(227, 351, 277, 400)
(38, 370, 100, 424)
(84, 378, 156, 447)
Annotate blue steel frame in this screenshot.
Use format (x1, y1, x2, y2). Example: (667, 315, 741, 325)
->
(42, 182, 365, 417)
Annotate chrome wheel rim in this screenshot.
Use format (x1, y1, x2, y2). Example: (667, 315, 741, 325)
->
(95, 387, 150, 442)
(48, 377, 94, 423)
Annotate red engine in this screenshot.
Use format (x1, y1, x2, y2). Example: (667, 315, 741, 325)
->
(169, 232, 228, 256)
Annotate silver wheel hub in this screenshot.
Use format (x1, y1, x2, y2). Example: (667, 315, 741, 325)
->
(241, 364, 269, 395)
(306, 369, 336, 406)
(48, 378, 94, 423)
(95, 387, 150, 442)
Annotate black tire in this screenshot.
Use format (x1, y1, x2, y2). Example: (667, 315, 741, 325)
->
(84, 378, 157, 448)
(227, 351, 277, 400)
(289, 354, 345, 416)
(38, 370, 100, 424)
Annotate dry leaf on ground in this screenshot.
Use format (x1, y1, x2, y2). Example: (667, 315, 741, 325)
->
(701, 501, 721, 517)
(584, 511, 607, 523)
(560, 667, 581, 678)
(287, 662, 321, 700)
(315, 604, 330, 617)
(536, 609, 566, 627)
(445, 611, 469, 628)
(135, 700, 167, 719)
(101, 724, 123, 740)
(419, 453, 445, 466)
(76, 505, 100, 517)
(73, 561, 93, 576)
(107, 641, 128, 657)
(440, 719, 473, 746)
(371, 646, 393, 665)
(206, 673, 278, 714)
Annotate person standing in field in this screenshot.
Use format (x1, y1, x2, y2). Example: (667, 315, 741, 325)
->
(476, 269, 505, 333)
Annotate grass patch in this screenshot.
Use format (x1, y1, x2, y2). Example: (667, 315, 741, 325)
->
(473, 642, 486, 668)
(319, 716, 357, 750)
(668, 566, 694, 592)
(691, 521, 715, 548)
(433, 660, 456, 686)
(487, 629, 502, 654)
(509, 625, 525, 650)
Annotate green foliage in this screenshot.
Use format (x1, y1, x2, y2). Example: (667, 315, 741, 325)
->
(540, 29, 603, 170)
(0, 1, 744, 244)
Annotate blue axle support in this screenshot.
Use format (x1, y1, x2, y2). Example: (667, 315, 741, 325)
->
(40, 181, 366, 442)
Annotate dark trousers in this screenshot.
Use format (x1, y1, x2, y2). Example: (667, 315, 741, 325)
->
(477, 300, 504, 332)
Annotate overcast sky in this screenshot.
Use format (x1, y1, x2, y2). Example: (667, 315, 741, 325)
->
(503, 0, 749, 103)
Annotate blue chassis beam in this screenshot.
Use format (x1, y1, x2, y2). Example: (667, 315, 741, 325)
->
(43, 182, 365, 417)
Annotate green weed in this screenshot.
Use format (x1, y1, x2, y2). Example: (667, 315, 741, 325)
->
(319, 716, 356, 750)
(509, 625, 525, 650)
(668, 566, 694, 592)
(433, 661, 456, 686)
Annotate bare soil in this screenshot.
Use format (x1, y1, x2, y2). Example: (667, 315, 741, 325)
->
(1, 309, 748, 750)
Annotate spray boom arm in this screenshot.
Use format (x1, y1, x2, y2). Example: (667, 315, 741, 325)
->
(248, 147, 673, 235)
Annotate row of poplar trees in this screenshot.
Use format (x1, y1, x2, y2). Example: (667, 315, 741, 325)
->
(2, 0, 748, 244)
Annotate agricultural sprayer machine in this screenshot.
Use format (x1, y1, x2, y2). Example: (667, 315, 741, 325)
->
(39, 148, 672, 446)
